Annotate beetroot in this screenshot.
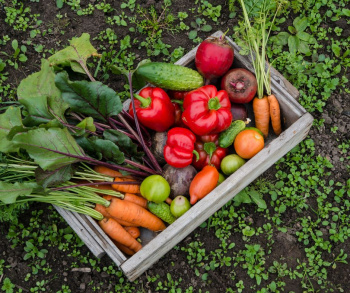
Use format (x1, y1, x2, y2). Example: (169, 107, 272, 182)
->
(221, 68, 257, 104)
(230, 103, 248, 121)
(195, 35, 234, 80)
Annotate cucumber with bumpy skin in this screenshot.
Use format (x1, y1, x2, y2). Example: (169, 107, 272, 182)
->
(147, 201, 176, 225)
(136, 62, 204, 91)
(219, 120, 247, 148)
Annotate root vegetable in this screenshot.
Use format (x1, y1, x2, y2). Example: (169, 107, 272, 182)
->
(162, 164, 197, 199)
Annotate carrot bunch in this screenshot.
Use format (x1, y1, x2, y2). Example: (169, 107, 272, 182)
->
(238, 0, 284, 139)
(92, 166, 166, 256)
(253, 94, 282, 138)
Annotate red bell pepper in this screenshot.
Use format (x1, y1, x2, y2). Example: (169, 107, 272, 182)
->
(164, 127, 197, 168)
(182, 85, 232, 135)
(129, 87, 175, 132)
(192, 134, 228, 170)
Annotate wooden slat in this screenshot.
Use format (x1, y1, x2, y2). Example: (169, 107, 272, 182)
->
(53, 206, 105, 258)
(120, 112, 314, 281)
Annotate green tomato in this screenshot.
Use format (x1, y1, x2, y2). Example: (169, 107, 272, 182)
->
(217, 173, 226, 186)
(220, 154, 245, 175)
(140, 175, 170, 203)
(170, 196, 191, 218)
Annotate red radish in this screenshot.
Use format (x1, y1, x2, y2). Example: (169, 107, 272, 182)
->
(195, 35, 234, 81)
(221, 68, 257, 104)
(230, 103, 248, 121)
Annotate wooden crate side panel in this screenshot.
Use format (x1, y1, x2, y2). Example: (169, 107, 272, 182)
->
(121, 113, 314, 281)
(54, 206, 105, 258)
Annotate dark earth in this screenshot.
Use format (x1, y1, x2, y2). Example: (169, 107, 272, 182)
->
(0, 0, 349, 292)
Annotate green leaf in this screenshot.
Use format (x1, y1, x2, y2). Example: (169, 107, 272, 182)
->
(201, 25, 212, 32)
(342, 8, 350, 16)
(76, 117, 97, 133)
(12, 128, 84, 171)
(288, 35, 300, 54)
(88, 138, 125, 164)
(103, 129, 143, 159)
(35, 165, 75, 188)
(48, 33, 99, 74)
(298, 41, 310, 54)
(233, 190, 252, 206)
(274, 32, 289, 46)
(55, 72, 122, 122)
(296, 32, 311, 42)
(293, 17, 308, 33)
(17, 59, 68, 125)
(12, 39, 18, 51)
(0, 182, 38, 204)
(0, 107, 23, 153)
(249, 190, 267, 209)
(56, 0, 63, 8)
(189, 30, 197, 39)
(332, 43, 341, 57)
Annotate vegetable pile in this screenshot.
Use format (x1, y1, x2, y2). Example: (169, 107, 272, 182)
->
(0, 1, 284, 257)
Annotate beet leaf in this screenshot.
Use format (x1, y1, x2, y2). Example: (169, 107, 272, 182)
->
(55, 72, 122, 122)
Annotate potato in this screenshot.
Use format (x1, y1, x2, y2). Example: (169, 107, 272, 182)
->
(162, 164, 197, 199)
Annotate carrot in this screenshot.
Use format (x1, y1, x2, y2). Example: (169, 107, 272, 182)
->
(112, 177, 140, 194)
(94, 166, 141, 194)
(95, 203, 138, 227)
(267, 94, 282, 136)
(124, 226, 141, 239)
(189, 165, 219, 205)
(103, 193, 147, 209)
(98, 218, 142, 253)
(95, 204, 110, 218)
(106, 198, 166, 232)
(252, 96, 270, 138)
(94, 166, 122, 178)
(123, 193, 148, 209)
(113, 240, 136, 256)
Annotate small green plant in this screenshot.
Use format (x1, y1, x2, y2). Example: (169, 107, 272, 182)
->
(188, 18, 212, 41)
(1, 278, 15, 293)
(271, 16, 315, 55)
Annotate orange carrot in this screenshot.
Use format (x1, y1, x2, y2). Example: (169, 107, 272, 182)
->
(124, 226, 141, 239)
(98, 218, 142, 253)
(94, 166, 141, 194)
(252, 96, 270, 138)
(123, 193, 148, 209)
(267, 94, 282, 136)
(106, 198, 166, 232)
(113, 240, 136, 256)
(94, 166, 122, 178)
(112, 177, 140, 194)
(95, 203, 138, 227)
(95, 204, 110, 218)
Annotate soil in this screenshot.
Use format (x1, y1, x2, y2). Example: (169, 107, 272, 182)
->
(0, 1, 349, 293)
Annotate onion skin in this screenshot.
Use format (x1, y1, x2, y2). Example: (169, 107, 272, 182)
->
(195, 36, 234, 80)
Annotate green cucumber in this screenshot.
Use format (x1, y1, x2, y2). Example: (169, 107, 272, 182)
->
(147, 201, 176, 225)
(219, 120, 247, 148)
(136, 62, 204, 91)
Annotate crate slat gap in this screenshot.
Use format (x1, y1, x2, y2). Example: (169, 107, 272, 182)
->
(56, 31, 314, 281)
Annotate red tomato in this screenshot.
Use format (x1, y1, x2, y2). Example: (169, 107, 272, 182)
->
(234, 129, 264, 159)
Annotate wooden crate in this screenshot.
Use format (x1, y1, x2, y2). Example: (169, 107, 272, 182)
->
(55, 31, 314, 281)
